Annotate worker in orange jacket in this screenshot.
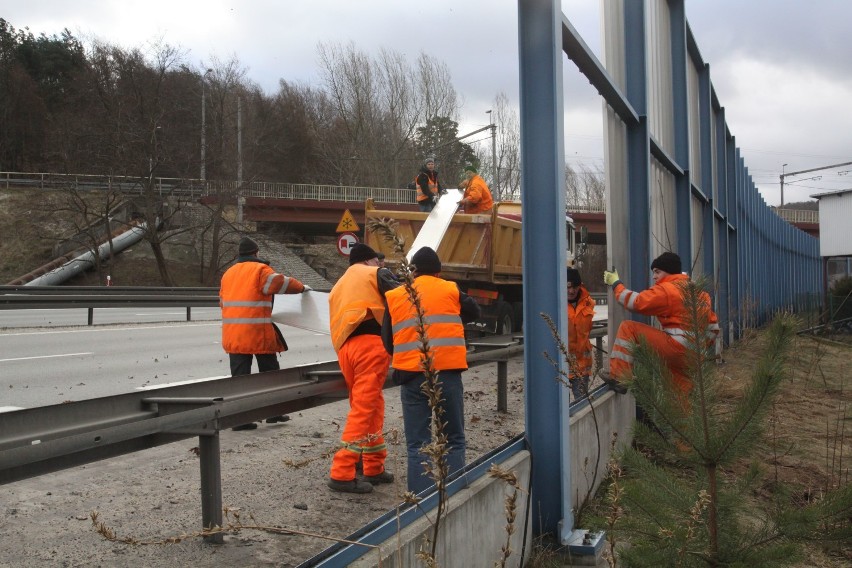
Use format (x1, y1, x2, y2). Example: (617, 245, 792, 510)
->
(415, 157, 445, 213)
(599, 252, 719, 397)
(382, 247, 481, 494)
(458, 165, 494, 214)
(220, 237, 307, 430)
(566, 268, 596, 400)
(327, 243, 400, 494)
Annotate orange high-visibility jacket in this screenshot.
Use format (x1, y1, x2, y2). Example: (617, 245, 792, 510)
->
(462, 174, 494, 214)
(219, 259, 304, 354)
(415, 171, 439, 203)
(386, 275, 468, 372)
(328, 263, 386, 352)
(613, 273, 720, 346)
(568, 285, 596, 378)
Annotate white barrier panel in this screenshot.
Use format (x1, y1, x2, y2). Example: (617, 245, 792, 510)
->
(406, 188, 463, 261)
(271, 291, 331, 335)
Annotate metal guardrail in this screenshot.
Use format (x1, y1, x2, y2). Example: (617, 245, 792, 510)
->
(0, 286, 219, 325)
(0, 341, 529, 543)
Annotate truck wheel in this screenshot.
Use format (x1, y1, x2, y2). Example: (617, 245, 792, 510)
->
(511, 302, 523, 332)
(496, 302, 514, 335)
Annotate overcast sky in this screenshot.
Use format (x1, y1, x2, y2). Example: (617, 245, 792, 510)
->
(5, 1, 851, 205)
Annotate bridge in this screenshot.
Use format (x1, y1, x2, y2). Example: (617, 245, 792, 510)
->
(0, 171, 817, 241)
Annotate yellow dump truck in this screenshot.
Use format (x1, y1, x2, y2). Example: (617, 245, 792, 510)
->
(363, 199, 579, 334)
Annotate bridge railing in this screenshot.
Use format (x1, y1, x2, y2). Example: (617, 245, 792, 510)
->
(2, 170, 612, 210)
(0, 171, 415, 204)
(771, 207, 820, 224)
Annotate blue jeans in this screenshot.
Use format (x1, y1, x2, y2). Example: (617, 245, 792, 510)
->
(418, 200, 435, 213)
(399, 370, 465, 494)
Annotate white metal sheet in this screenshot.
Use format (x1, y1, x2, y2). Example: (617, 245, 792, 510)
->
(271, 291, 330, 335)
(406, 188, 463, 261)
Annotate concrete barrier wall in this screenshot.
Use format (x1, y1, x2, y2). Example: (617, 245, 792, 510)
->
(350, 390, 635, 566)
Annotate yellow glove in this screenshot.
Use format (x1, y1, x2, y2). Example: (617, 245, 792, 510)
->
(603, 269, 620, 286)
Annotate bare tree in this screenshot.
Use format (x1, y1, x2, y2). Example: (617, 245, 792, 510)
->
(316, 42, 459, 188)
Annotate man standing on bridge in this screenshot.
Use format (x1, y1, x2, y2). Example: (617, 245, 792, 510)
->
(220, 237, 308, 431)
(327, 243, 400, 493)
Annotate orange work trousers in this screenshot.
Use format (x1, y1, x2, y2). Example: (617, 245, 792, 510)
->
(329, 334, 390, 481)
(610, 320, 691, 395)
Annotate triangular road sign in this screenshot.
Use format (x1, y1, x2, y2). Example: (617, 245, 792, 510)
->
(336, 209, 360, 233)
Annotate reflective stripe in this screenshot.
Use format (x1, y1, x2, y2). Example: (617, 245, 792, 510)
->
(394, 336, 467, 353)
(617, 288, 637, 310)
(339, 441, 387, 454)
(614, 338, 633, 350)
(222, 317, 273, 324)
(221, 300, 272, 307)
(392, 314, 464, 334)
(666, 326, 719, 342)
(262, 273, 284, 295)
(611, 350, 633, 363)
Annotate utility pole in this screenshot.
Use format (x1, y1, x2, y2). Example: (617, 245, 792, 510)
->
(779, 159, 852, 206)
(200, 68, 213, 181)
(487, 110, 499, 201)
(236, 96, 245, 223)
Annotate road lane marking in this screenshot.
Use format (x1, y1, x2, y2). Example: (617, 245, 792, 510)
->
(0, 352, 93, 363)
(136, 375, 230, 390)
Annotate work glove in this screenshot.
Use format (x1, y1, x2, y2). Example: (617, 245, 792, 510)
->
(603, 269, 620, 287)
(302, 284, 313, 293)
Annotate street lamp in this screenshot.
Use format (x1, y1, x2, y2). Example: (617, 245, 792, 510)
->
(200, 68, 213, 181)
(486, 110, 499, 201)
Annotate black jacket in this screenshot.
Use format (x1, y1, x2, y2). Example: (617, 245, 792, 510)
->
(416, 167, 444, 200)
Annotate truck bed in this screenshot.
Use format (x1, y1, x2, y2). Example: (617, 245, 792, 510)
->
(363, 199, 523, 284)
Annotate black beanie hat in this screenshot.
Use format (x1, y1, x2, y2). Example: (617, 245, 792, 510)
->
(566, 268, 582, 288)
(651, 252, 682, 275)
(238, 237, 259, 256)
(411, 246, 441, 274)
(348, 243, 378, 265)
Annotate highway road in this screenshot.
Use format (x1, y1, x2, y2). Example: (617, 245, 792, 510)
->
(0, 313, 337, 411)
(0, 306, 222, 328)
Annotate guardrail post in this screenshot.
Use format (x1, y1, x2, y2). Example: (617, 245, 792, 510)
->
(595, 337, 603, 371)
(186, 307, 192, 321)
(497, 360, 507, 413)
(199, 431, 224, 544)
(87, 308, 94, 326)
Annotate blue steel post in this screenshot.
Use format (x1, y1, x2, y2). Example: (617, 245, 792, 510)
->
(717, 112, 731, 343)
(670, 0, 693, 264)
(517, 0, 570, 537)
(624, 1, 651, 313)
(698, 63, 715, 278)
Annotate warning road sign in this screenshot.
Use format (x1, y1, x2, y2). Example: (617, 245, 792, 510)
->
(337, 232, 359, 256)
(336, 209, 360, 233)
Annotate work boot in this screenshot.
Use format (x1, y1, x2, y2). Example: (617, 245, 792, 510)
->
(327, 478, 374, 494)
(363, 470, 394, 485)
(232, 423, 258, 431)
(266, 415, 290, 423)
(597, 370, 627, 395)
